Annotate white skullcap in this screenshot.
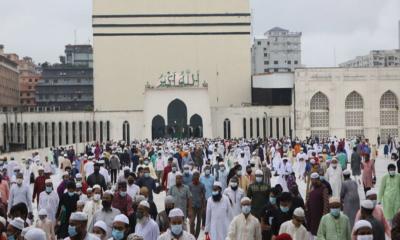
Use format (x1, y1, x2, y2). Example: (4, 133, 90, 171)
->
(353, 220, 372, 232)
(38, 208, 47, 216)
(75, 173, 82, 178)
(213, 181, 222, 188)
(218, 162, 225, 166)
(139, 200, 150, 208)
(343, 169, 351, 175)
(168, 208, 184, 218)
(10, 217, 25, 230)
(14, 166, 20, 171)
(293, 207, 305, 217)
(62, 172, 69, 176)
(255, 169, 263, 175)
(329, 197, 340, 204)
(38, 166, 44, 171)
(94, 220, 108, 233)
(64, 154, 68, 157)
(165, 195, 175, 205)
(24, 228, 46, 240)
(310, 172, 320, 179)
(361, 200, 374, 210)
(366, 189, 377, 197)
(77, 200, 85, 206)
(87, 188, 93, 192)
(76, 182, 82, 188)
(113, 214, 129, 224)
(123, 166, 130, 171)
(310, 159, 316, 164)
(175, 172, 183, 177)
(240, 197, 251, 204)
(0, 216, 6, 226)
(70, 212, 88, 221)
(134, 195, 145, 204)
(44, 168, 52, 173)
(93, 184, 101, 190)
(45, 179, 52, 184)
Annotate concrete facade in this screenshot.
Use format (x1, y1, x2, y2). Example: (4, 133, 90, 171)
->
(252, 27, 302, 74)
(0, 47, 19, 107)
(295, 67, 400, 141)
(339, 49, 400, 68)
(17, 57, 41, 107)
(93, 0, 252, 111)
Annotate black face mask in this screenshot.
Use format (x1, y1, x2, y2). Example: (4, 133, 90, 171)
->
(212, 193, 222, 202)
(128, 180, 134, 185)
(102, 201, 111, 209)
(231, 186, 238, 191)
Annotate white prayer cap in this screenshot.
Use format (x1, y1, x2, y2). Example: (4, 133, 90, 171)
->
(72, 162, 76, 166)
(77, 200, 85, 206)
(240, 197, 251, 204)
(213, 181, 222, 188)
(14, 166, 20, 171)
(329, 197, 340, 204)
(134, 195, 145, 204)
(45, 179, 52, 184)
(93, 184, 101, 190)
(123, 166, 130, 171)
(310, 159, 316, 164)
(175, 172, 183, 177)
(87, 188, 93, 193)
(76, 182, 82, 188)
(255, 169, 263, 176)
(165, 195, 175, 205)
(38, 208, 47, 216)
(24, 228, 46, 240)
(98, 160, 105, 164)
(38, 166, 44, 171)
(361, 200, 374, 210)
(88, 156, 94, 160)
(64, 153, 68, 157)
(293, 208, 305, 218)
(310, 173, 319, 179)
(70, 212, 88, 221)
(353, 220, 372, 232)
(139, 200, 150, 208)
(94, 220, 108, 233)
(0, 216, 6, 226)
(75, 173, 82, 178)
(113, 214, 129, 225)
(366, 189, 377, 197)
(218, 162, 225, 166)
(343, 169, 351, 176)
(62, 171, 69, 176)
(168, 208, 184, 218)
(10, 217, 25, 230)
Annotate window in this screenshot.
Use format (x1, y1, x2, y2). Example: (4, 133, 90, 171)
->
(28, 86, 32, 89)
(287, 60, 291, 64)
(250, 118, 253, 138)
(294, 60, 298, 64)
(264, 69, 268, 73)
(274, 69, 278, 72)
(243, 118, 247, 138)
(274, 61, 278, 64)
(267, 42, 270, 46)
(27, 93, 30, 97)
(264, 61, 269, 65)
(263, 48, 267, 51)
(257, 41, 261, 45)
(29, 79, 32, 82)
(310, 92, 329, 138)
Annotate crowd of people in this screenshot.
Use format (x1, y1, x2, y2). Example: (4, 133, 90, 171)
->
(0, 136, 399, 240)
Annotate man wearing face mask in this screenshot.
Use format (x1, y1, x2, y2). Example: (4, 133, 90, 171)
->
(354, 189, 391, 237)
(188, 171, 205, 239)
(134, 201, 159, 240)
(317, 197, 351, 240)
(32, 167, 47, 208)
(38, 179, 59, 221)
(166, 163, 178, 191)
(378, 163, 400, 222)
(112, 181, 133, 217)
(182, 165, 193, 186)
(223, 177, 245, 219)
(83, 185, 103, 229)
(216, 161, 228, 191)
(204, 182, 231, 240)
(167, 173, 192, 229)
(90, 191, 121, 238)
(278, 207, 308, 240)
(325, 158, 343, 198)
(126, 173, 140, 198)
(56, 181, 80, 238)
(110, 214, 130, 240)
(158, 208, 196, 240)
(8, 173, 32, 219)
(200, 165, 214, 202)
(156, 196, 175, 233)
(261, 187, 280, 240)
(87, 163, 107, 191)
(136, 167, 159, 202)
(35, 209, 56, 240)
(65, 212, 99, 240)
(6, 217, 24, 240)
(358, 200, 385, 240)
(270, 192, 294, 238)
(247, 170, 270, 219)
(226, 197, 262, 240)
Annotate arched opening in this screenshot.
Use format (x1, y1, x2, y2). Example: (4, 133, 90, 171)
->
(380, 90, 399, 142)
(310, 91, 329, 138)
(72, 122, 76, 143)
(167, 99, 188, 138)
(79, 121, 83, 143)
(122, 121, 130, 143)
(58, 122, 62, 146)
(223, 118, 231, 139)
(86, 121, 90, 142)
(190, 114, 203, 138)
(345, 91, 364, 138)
(152, 115, 166, 139)
(243, 118, 247, 138)
(44, 122, 48, 147)
(100, 121, 104, 143)
(250, 118, 253, 138)
(106, 121, 110, 141)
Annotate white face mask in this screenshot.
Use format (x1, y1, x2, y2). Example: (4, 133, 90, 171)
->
(16, 179, 23, 185)
(357, 235, 373, 240)
(93, 194, 101, 201)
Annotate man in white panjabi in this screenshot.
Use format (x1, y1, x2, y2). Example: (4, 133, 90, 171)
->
(83, 185, 102, 229)
(279, 207, 309, 240)
(226, 197, 262, 240)
(325, 158, 343, 198)
(205, 181, 232, 240)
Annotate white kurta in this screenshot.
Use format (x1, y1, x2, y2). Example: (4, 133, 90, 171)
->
(223, 187, 245, 220)
(135, 218, 160, 240)
(226, 214, 262, 240)
(157, 230, 196, 240)
(325, 166, 343, 198)
(83, 200, 102, 229)
(279, 220, 309, 240)
(38, 190, 60, 221)
(205, 195, 232, 240)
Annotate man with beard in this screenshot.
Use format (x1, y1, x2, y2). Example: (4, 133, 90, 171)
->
(188, 171, 206, 238)
(223, 177, 245, 220)
(156, 196, 175, 233)
(86, 162, 107, 191)
(134, 200, 159, 240)
(204, 182, 231, 240)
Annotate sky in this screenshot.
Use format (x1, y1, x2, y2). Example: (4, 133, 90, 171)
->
(0, 0, 399, 67)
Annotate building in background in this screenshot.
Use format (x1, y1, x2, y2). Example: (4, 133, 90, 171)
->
(339, 49, 400, 68)
(252, 27, 302, 74)
(0, 45, 19, 108)
(16, 57, 41, 107)
(36, 45, 93, 111)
